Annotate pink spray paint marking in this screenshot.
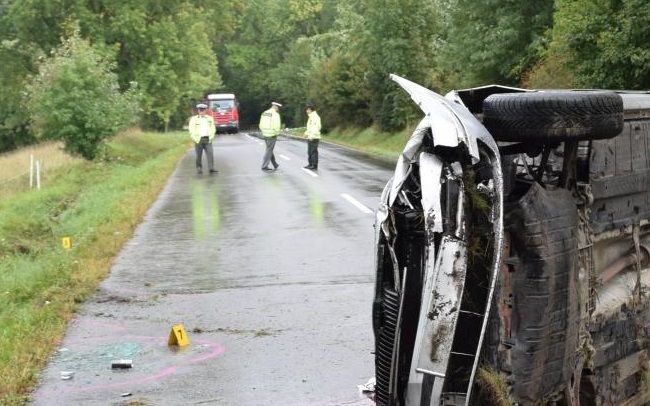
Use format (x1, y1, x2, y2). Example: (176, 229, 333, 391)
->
(35, 319, 226, 398)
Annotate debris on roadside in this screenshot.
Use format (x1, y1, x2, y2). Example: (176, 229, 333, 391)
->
(111, 359, 133, 369)
(60, 371, 74, 380)
(120, 392, 132, 397)
(357, 376, 376, 394)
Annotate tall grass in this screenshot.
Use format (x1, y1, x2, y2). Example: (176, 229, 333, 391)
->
(475, 367, 514, 406)
(0, 130, 188, 405)
(0, 142, 81, 200)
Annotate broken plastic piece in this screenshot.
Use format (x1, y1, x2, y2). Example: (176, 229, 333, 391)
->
(357, 376, 376, 393)
(60, 371, 74, 380)
(477, 179, 495, 197)
(111, 359, 133, 369)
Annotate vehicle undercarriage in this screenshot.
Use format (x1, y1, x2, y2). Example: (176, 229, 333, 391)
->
(373, 75, 650, 406)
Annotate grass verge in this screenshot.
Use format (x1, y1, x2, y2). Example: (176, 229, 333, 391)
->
(0, 130, 188, 404)
(287, 126, 411, 162)
(0, 142, 82, 200)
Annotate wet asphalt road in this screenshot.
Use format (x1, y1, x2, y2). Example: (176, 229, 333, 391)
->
(31, 133, 395, 405)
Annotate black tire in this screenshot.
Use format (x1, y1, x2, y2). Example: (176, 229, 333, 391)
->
(482, 91, 624, 142)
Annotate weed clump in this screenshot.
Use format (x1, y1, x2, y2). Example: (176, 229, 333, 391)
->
(475, 366, 514, 406)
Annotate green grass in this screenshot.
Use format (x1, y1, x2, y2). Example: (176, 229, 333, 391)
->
(287, 126, 411, 162)
(0, 131, 188, 404)
(475, 367, 514, 406)
(0, 142, 82, 200)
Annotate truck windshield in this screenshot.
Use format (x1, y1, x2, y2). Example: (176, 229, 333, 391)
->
(209, 100, 235, 109)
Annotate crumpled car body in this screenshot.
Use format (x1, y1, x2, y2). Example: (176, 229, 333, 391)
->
(373, 75, 650, 405)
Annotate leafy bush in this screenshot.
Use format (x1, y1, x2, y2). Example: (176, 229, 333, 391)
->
(27, 29, 139, 160)
(544, 0, 650, 90)
(0, 41, 36, 153)
(309, 51, 372, 128)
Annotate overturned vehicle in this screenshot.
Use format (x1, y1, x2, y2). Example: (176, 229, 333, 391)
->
(373, 75, 650, 406)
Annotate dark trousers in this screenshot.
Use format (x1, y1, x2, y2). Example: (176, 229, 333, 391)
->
(262, 137, 278, 169)
(308, 139, 319, 168)
(195, 137, 214, 171)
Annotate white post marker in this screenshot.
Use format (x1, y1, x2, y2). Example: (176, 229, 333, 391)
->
(301, 167, 319, 178)
(36, 160, 41, 190)
(29, 154, 34, 188)
(341, 193, 373, 214)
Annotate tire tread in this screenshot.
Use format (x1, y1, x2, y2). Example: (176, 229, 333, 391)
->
(483, 92, 624, 142)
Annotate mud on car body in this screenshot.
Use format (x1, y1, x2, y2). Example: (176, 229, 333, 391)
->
(373, 75, 650, 405)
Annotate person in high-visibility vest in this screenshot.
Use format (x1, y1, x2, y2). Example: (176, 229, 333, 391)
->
(303, 103, 322, 170)
(259, 101, 282, 171)
(189, 103, 217, 175)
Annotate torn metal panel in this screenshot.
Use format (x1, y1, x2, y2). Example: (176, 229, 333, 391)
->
(419, 152, 444, 234)
(388, 119, 427, 207)
(406, 236, 468, 406)
(377, 179, 392, 237)
(390, 74, 481, 164)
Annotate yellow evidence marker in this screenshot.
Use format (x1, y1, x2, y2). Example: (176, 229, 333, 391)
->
(168, 324, 190, 347)
(62, 237, 72, 250)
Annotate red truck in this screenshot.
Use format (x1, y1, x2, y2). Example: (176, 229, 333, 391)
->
(206, 93, 239, 133)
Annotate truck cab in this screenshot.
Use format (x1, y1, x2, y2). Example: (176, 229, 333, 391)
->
(206, 93, 239, 134)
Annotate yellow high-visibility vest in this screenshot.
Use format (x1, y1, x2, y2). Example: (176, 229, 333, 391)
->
(305, 111, 322, 140)
(189, 114, 216, 143)
(259, 108, 281, 137)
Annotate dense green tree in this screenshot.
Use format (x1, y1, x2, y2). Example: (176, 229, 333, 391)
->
(544, 0, 650, 89)
(0, 40, 36, 151)
(303, 2, 372, 129)
(26, 29, 139, 159)
(438, 0, 554, 88)
(356, 0, 442, 129)
(106, 3, 221, 130)
(265, 1, 368, 128)
(309, 50, 372, 128)
(268, 39, 317, 126)
(0, 0, 227, 152)
(521, 50, 574, 89)
(218, 0, 294, 125)
(218, 0, 337, 127)
(5, 0, 650, 153)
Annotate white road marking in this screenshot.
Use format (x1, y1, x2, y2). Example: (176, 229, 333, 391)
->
(279, 154, 291, 161)
(301, 167, 319, 178)
(341, 193, 374, 215)
(245, 133, 264, 145)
